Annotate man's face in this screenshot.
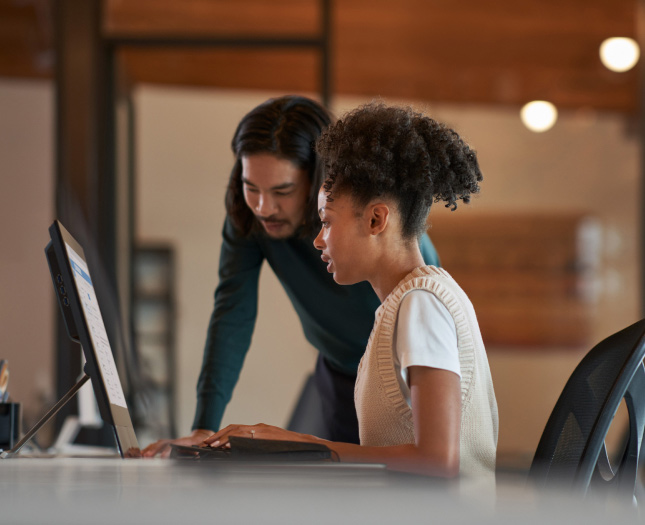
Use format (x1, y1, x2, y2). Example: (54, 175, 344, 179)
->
(241, 154, 310, 239)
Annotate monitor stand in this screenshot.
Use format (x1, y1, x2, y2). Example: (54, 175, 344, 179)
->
(49, 355, 114, 456)
(0, 373, 90, 458)
(49, 416, 116, 456)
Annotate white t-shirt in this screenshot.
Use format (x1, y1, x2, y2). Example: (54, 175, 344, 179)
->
(392, 289, 460, 406)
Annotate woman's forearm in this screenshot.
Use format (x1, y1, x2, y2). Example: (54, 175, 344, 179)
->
(324, 440, 459, 478)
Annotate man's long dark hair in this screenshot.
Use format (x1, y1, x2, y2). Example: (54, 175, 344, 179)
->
(225, 95, 332, 238)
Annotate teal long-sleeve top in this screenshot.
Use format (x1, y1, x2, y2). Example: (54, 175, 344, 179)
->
(192, 217, 441, 431)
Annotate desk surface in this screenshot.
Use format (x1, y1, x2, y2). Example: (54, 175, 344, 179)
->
(0, 457, 637, 525)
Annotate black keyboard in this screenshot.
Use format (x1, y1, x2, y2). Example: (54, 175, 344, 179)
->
(170, 436, 333, 462)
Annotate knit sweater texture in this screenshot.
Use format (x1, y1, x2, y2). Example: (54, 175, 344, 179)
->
(355, 265, 498, 478)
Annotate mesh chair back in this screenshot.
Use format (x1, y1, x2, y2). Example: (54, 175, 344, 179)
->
(528, 319, 645, 498)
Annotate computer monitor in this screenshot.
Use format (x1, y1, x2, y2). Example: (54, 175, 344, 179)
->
(45, 220, 140, 457)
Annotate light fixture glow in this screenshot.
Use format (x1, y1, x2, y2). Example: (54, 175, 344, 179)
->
(520, 101, 558, 133)
(599, 37, 640, 72)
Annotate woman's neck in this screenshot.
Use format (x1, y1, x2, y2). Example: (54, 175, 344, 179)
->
(368, 242, 425, 302)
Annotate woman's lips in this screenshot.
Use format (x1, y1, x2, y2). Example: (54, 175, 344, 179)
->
(321, 254, 332, 272)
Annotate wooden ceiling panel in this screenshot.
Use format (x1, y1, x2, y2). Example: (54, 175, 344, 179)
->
(0, 0, 639, 112)
(333, 0, 637, 110)
(103, 0, 321, 38)
(117, 47, 319, 94)
(0, 0, 52, 78)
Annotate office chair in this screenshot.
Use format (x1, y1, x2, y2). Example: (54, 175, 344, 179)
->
(528, 318, 645, 501)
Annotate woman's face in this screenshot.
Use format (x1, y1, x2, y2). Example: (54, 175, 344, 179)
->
(313, 188, 371, 285)
(242, 154, 310, 239)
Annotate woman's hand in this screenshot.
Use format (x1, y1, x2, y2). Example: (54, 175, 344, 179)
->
(203, 423, 318, 448)
(141, 428, 214, 458)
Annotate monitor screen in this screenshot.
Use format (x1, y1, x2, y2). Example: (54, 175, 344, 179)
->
(46, 220, 140, 457)
(65, 244, 127, 409)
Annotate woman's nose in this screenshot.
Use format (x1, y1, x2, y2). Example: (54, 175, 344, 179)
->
(313, 227, 324, 250)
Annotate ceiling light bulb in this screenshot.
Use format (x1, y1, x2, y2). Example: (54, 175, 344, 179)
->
(520, 101, 558, 133)
(599, 37, 640, 72)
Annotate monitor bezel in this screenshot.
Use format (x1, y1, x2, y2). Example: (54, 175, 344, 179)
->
(46, 220, 139, 457)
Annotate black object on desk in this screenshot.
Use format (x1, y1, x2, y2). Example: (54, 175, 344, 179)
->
(0, 403, 20, 450)
(170, 436, 334, 462)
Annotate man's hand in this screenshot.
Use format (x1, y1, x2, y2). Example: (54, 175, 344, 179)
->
(141, 429, 214, 458)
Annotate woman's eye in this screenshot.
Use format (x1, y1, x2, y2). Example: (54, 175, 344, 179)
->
(275, 191, 292, 197)
(245, 186, 259, 194)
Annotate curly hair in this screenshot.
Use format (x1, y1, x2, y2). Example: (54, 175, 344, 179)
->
(225, 95, 332, 237)
(316, 102, 482, 239)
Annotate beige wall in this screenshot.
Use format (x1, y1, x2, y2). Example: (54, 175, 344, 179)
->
(135, 88, 640, 466)
(0, 79, 55, 429)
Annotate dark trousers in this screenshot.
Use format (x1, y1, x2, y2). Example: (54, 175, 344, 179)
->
(313, 355, 360, 444)
(287, 355, 360, 444)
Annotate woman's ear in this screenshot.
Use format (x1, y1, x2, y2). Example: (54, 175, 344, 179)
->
(367, 203, 390, 235)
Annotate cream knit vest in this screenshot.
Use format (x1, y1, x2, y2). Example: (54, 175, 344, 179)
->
(355, 266, 498, 478)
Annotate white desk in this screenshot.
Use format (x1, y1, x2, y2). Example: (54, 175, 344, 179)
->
(0, 457, 637, 524)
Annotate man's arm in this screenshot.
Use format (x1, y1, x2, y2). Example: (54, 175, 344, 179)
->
(193, 217, 264, 431)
